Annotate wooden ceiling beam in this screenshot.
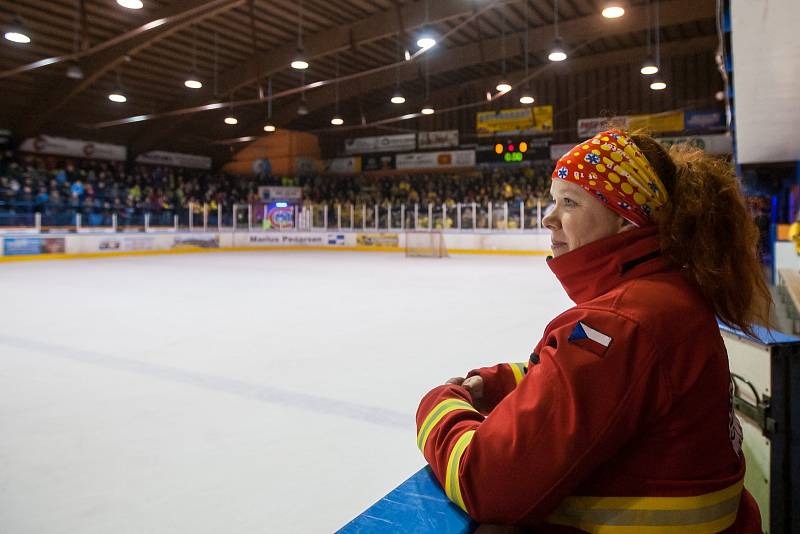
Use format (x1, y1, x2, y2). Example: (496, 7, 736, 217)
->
(125, 0, 504, 154)
(15, 0, 246, 138)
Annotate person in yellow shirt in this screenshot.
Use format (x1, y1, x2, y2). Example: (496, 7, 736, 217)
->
(790, 212, 800, 254)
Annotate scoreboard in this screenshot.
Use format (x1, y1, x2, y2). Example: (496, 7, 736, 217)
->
(476, 138, 551, 164)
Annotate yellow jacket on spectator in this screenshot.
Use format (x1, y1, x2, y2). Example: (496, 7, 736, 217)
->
(789, 221, 800, 254)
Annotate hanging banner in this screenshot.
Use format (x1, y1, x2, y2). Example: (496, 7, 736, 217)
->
(135, 151, 212, 170)
(418, 130, 459, 149)
(325, 156, 361, 174)
(577, 116, 629, 137)
(476, 106, 553, 136)
(361, 153, 396, 172)
(658, 134, 733, 155)
(552, 134, 733, 160)
(257, 186, 303, 201)
(684, 110, 725, 131)
(628, 111, 685, 133)
(395, 150, 475, 170)
(344, 133, 416, 154)
(19, 135, 126, 161)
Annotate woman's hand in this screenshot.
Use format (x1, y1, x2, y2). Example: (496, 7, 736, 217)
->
(446, 376, 486, 412)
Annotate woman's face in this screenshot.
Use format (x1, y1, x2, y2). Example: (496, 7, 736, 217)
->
(542, 179, 630, 257)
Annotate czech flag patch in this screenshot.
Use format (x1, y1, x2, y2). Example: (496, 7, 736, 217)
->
(568, 322, 613, 357)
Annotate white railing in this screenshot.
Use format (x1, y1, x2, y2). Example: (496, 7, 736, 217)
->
(1, 200, 551, 234)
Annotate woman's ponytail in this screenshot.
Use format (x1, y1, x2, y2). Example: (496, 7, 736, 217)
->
(631, 134, 772, 337)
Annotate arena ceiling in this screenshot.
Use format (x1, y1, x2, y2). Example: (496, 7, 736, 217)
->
(0, 0, 721, 161)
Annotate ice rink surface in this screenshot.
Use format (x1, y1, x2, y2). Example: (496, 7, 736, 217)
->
(0, 250, 573, 533)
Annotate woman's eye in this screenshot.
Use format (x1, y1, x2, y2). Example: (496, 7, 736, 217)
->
(563, 198, 576, 207)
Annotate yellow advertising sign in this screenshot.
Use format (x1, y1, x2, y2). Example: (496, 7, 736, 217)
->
(476, 106, 553, 135)
(628, 111, 684, 134)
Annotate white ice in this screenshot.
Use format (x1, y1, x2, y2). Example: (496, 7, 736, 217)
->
(0, 250, 573, 533)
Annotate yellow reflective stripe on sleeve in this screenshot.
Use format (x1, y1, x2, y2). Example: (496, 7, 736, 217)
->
(546, 479, 743, 534)
(508, 362, 527, 385)
(444, 430, 475, 513)
(416, 399, 478, 452)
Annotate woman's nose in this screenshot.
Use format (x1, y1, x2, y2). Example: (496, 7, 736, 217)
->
(542, 206, 558, 230)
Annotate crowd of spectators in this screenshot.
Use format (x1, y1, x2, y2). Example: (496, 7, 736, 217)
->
(300, 165, 552, 210)
(0, 151, 262, 222)
(0, 151, 554, 224)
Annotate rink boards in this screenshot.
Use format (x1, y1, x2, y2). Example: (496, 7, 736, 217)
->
(0, 230, 553, 261)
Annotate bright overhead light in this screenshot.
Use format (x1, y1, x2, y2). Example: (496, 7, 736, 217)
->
(640, 58, 658, 75)
(519, 95, 534, 105)
(4, 31, 30, 44)
(4, 17, 31, 44)
(331, 116, 344, 126)
(601, 6, 625, 18)
(117, 0, 144, 9)
(297, 103, 308, 116)
(108, 92, 127, 103)
(404, 49, 412, 61)
(390, 91, 405, 104)
(548, 38, 567, 62)
(417, 36, 436, 50)
(291, 49, 309, 70)
(496, 81, 512, 93)
(650, 80, 667, 91)
(264, 124, 276, 132)
(184, 78, 203, 89)
(420, 105, 434, 115)
(224, 116, 238, 125)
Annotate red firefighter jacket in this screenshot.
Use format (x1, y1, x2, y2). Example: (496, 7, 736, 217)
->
(415, 225, 762, 533)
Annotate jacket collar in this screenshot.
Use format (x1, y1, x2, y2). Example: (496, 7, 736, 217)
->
(547, 225, 670, 304)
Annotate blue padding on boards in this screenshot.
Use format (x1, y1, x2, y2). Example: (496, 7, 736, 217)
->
(718, 322, 800, 345)
(337, 466, 476, 534)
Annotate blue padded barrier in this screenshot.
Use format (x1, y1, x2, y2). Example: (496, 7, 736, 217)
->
(337, 466, 475, 534)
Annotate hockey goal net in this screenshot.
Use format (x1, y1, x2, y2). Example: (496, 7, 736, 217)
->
(405, 232, 448, 258)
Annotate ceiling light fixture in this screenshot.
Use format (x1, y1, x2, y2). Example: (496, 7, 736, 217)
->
(416, 1, 436, 50)
(66, 61, 84, 79)
(4, 16, 31, 43)
(184, 26, 203, 89)
(601, 3, 625, 18)
(116, 0, 144, 10)
(519, 2, 534, 106)
(649, 0, 666, 91)
(108, 69, 126, 102)
(291, 0, 309, 70)
(548, 2, 567, 62)
(640, 58, 658, 75)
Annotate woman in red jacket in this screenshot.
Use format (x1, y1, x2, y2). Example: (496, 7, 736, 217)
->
(415, 129, 771, 533)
